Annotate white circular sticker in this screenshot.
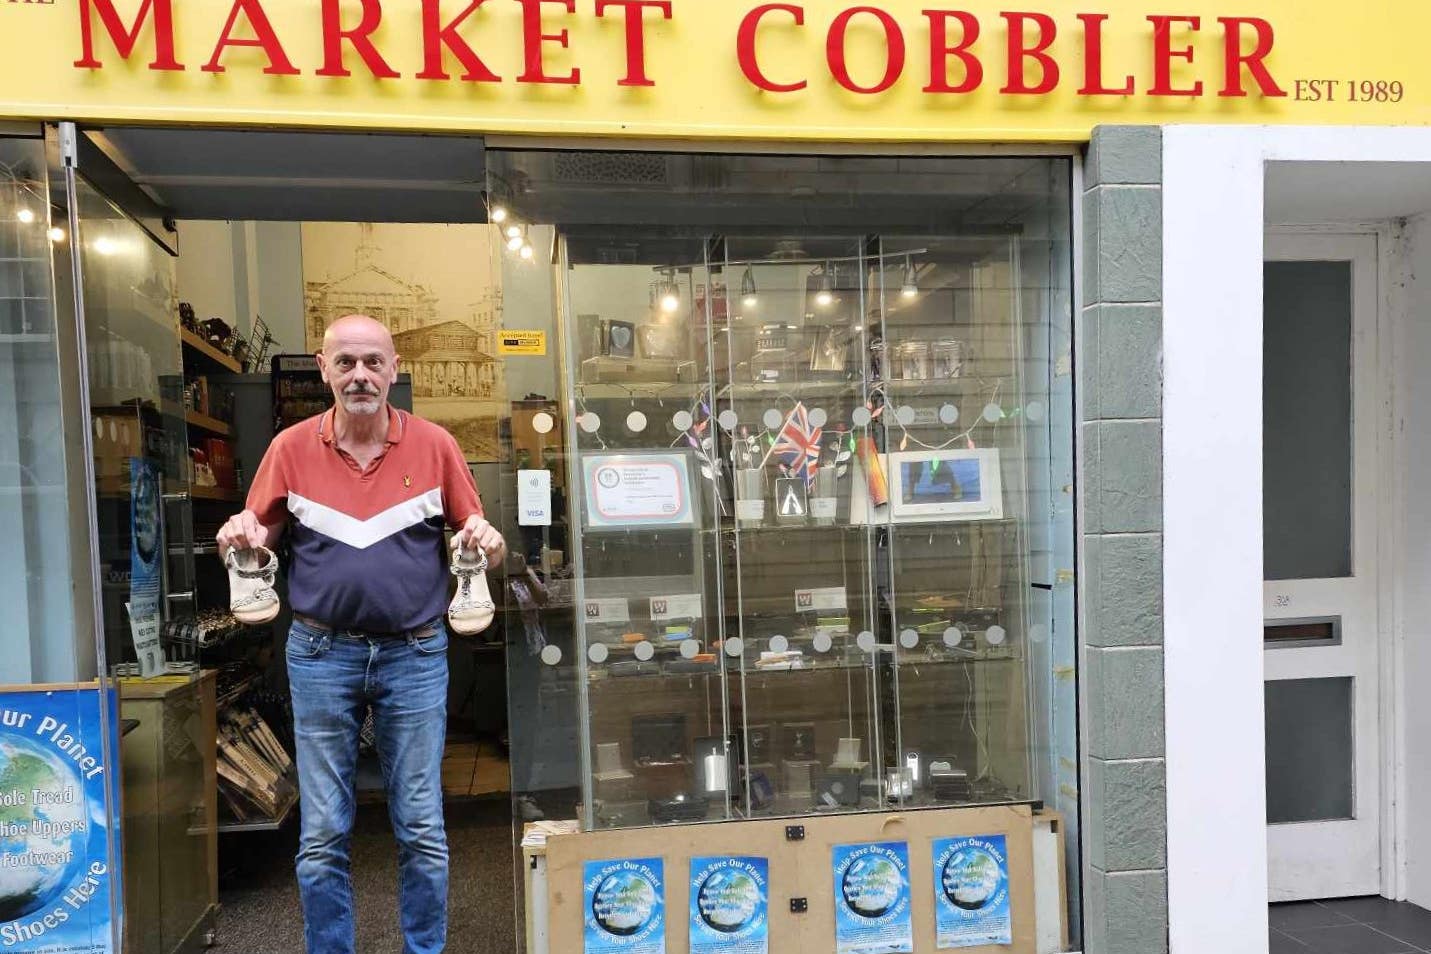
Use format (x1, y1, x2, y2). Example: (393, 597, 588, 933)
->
(856, 631, 877, 653)
(540, 645, 562, 666)
(532, 412, 555, 435)
(1030, 624, 1049, 644)
(634, 640, 655, 661)
(724, 637, 744, 657)
(943, 626, 963, 648)
(896, 405, 916, 426)
(680, 639, 700, 659)
(812, 632, 833, 653)
(769, 634, 788, 653)
(899, 629, 920, 649)
(939, 403, 959, 425)
(809, 407, 828, 428)
(626, 411, 648, 433)
(986, 625, 1007, 646)
(672, 410, 693, 431)
(982, 403, 1003, 423)
(579, 412, 602, 433)
(763, 408, 783, 430)
(588, 643, 609, 663)
(718, 410, 738, 431)
(851, 407, 872, 428)
(1026, 401, 1047, 423)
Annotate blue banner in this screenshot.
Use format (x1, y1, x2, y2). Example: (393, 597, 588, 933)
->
(932, 835, 1012, 948)
(0, 687, 121, 953)
(831, 841, 913, 954)
(689, 856, 768, 954)
(127, 458, 163, 678)
(583, 857, 665, 954)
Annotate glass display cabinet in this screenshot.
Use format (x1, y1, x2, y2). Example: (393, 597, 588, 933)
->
(492, 151, 1074, 835)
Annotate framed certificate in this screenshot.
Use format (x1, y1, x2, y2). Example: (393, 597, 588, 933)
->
(580, 450, 696, 530)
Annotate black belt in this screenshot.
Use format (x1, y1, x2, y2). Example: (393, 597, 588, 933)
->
(293, 613, 441, 641)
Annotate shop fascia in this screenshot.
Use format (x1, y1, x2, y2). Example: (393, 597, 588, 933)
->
(75, 0, 1286, 100)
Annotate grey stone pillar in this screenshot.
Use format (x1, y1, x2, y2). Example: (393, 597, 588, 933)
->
(1080, 126, 1167, 954)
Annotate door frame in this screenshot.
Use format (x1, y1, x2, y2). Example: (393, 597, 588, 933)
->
(1265, 222, 1404, 901)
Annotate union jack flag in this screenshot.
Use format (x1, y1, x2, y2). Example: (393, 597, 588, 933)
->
(772, 402, 823, 487)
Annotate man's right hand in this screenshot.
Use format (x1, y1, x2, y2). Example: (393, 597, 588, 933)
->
(217, 510, 269, 554)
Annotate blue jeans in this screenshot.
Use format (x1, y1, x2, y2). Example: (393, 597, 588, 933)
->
(286, 619, 450, 954)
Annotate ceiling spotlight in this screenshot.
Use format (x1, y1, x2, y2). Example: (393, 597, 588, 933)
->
(16, 208, 34, 224)
(506, 224, 522, 239)
(506, 233, 524, 252)
(490, 204, 508, 225)
(741, 266, 757, 308)
(660, 286, 680, 314)
(47, 226, 64, 242)
(901, 257, 919, 300)
(93, 237, 117, 256)
(519, 242, 534, 261)
(814, 266, 834, 308)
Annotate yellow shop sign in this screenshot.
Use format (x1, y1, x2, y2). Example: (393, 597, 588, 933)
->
(0, 0, 1421, 141)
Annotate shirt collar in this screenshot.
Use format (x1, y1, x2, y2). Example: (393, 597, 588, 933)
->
(318, 405, 404, 445)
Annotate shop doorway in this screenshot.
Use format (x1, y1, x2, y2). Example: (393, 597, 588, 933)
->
(56, 123, 521, 951)
(1263, 232, 1383, 901)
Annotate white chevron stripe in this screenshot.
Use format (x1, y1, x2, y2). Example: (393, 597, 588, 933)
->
(288, 488, 444, 550)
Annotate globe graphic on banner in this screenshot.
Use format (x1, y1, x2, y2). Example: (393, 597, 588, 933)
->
(591, 871, 657, 937)
(0, 736, 85, 922)
(942, 848, 1003, 911)
(697, 868, 760, 933)
(842, 855, 903, 918)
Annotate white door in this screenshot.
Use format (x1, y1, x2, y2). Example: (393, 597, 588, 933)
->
(1263, 232, 1382, 901)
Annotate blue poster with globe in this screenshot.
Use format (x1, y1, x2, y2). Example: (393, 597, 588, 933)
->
(583, 857, 665, 954)
(0, 687, 121, 953)
(127, 457, 163, 678)
(831, 841, 913, 954)
(689, 856, 768, 954)
(932, 835, 1012, 948)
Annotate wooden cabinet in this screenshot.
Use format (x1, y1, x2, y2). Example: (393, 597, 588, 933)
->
(120, 672, 217, 954)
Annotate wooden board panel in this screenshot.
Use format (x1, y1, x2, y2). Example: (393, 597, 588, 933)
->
(546, 804, 1040, 954)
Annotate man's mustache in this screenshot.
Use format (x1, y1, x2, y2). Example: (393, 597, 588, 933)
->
(344, 385, 379, 396)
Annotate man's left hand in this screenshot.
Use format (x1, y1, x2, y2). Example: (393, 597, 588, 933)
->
(458, 514, 506, 563)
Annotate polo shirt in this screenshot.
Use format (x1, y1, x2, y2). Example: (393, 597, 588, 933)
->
(246, 405, 482, 632)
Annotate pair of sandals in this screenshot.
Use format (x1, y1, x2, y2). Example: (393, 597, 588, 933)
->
(225, 539, 496, 635)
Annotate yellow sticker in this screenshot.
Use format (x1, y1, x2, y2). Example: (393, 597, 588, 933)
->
(498, 330, 547, 356)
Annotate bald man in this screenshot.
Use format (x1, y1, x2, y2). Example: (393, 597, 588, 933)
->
(217, 314, 504, 954)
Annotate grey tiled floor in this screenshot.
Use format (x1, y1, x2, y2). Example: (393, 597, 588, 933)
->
(1271, 898, 1431, 953)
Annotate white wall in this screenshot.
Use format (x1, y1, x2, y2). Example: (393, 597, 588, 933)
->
(1163, 126, 1269, 954)
(1164, 125, 1431, 953)
(1398, 211, 1431, 908)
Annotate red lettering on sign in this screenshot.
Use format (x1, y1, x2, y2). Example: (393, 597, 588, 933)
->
(317, 0, 399, 78)
(74, 0, 183, 70)
(827, 6, 905, 94)
(737, 3, 807, 92)
(417, 0, 501, 82)
(1078, 13, 1133, 95)
(1001, 11, 1058, 94)
(516, 0, 580, 84)
(1218, 16, 1286, 97)
(595, 0, 672, 87)
(203, 0, 300, 75)
(1147, 14, 1201, 96)
(923, 10, 981, 94)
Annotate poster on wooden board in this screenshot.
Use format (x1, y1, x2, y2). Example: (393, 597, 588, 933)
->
(0, 686, 121, 953)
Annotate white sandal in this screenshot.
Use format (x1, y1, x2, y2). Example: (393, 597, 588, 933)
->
(226, 546, 280, 625)
(448, 542, 495, 635)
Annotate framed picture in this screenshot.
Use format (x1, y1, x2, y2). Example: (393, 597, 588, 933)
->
(887, 448, 1003, 521)
(580, 449, 696, 531)
(607, 320, 636, 359)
